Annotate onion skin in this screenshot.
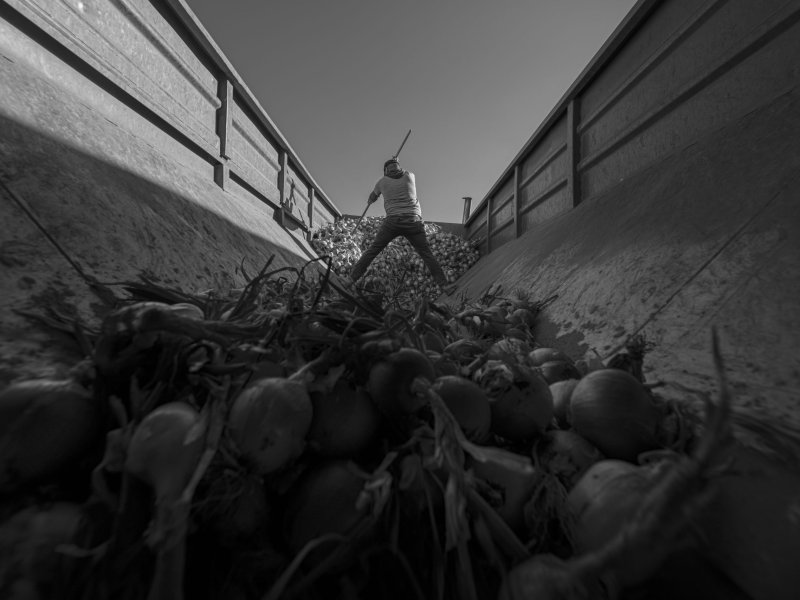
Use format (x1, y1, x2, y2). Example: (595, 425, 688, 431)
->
(569, 369, 661, 462)
(367, 348, 435, 416)
(307, 381, 380, 458)
(432, 376, 491, 443)
(228, 378, 313, 475)
(0, 379, 101, 492)
(566, 459, 651, 552)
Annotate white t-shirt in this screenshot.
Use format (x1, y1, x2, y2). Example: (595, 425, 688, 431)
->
(373, 171, 423, 219)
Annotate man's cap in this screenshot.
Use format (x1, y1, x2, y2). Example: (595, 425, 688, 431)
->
(384, 158, 399, 169)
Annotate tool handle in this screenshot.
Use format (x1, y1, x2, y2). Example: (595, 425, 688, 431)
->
(393, 129, 412, 159)
(352, 203, 370, 233)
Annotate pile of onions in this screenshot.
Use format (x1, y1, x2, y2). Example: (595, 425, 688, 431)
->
(569, 369, 661, 462)
(228, 378, 313, 475)
(310, 216, 480, 300)
(0, 378, 101, 492)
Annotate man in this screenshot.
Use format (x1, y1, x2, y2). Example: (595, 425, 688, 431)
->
(349, 158, 456, 294)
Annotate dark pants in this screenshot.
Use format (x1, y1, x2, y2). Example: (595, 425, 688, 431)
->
(350, 216, 447, 284)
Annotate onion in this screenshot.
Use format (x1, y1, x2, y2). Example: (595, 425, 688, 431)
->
(284, 459, 369, 554)
(0, 502, 85, 595)
(566, 459, 650, 552)
(538, 360, 581, 385)
(534, 430, 603, 489)
(367, 348, 435, 416)
(307, 381, 380, 458)
(0, 378, 101, 492)
(125, 401, 205, 504)
(228, 378, 313, 475)
(431, 375, 491, 443)
(476, 361, 553, 441)
(549, 379, 578, 428)
(528, 348, 572, 367)
(125, 401, 208, 600)
(569, 369, 661, 462)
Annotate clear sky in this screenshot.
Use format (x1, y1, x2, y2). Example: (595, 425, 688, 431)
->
(184, 0, 639, 224)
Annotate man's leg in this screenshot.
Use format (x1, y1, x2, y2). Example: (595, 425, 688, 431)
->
(403, 222, 453, 289)
(350, 221, 399, 282)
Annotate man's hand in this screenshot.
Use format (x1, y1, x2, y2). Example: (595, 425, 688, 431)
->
(367, 192, 379, 205)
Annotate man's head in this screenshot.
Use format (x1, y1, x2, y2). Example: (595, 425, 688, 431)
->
(383, 158, 401, 175)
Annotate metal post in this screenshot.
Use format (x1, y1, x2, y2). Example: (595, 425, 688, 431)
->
(485, 197, 492, 254)
(513, 166, 520, 238)
(307, 187, 315, 241)
(214, 78, 233, 189)
(461, 196, 472, 224)
(567, 98, 581, 207)
(277, 150, 287, 227)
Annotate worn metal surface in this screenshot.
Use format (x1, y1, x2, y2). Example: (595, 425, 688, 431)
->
(0, 50, 318, 383)
(460, 88, 800, 411)
(465, 0, 800, 259)
(454, 89, 800, 599)
(0, 0, 341, 229)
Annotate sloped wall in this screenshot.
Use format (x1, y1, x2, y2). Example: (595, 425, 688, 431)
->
(0, 4, 331, 381)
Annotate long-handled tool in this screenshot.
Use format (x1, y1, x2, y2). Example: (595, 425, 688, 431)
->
(352, 129, 412, 233)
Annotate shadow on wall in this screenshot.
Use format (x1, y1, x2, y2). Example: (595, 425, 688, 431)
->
(0, 114, 318, 293)
(0, 115, 327, 380)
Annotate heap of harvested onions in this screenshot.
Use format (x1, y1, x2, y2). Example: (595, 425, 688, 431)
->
(1, 256, 795, 600)
(310, 216, 480, 301)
